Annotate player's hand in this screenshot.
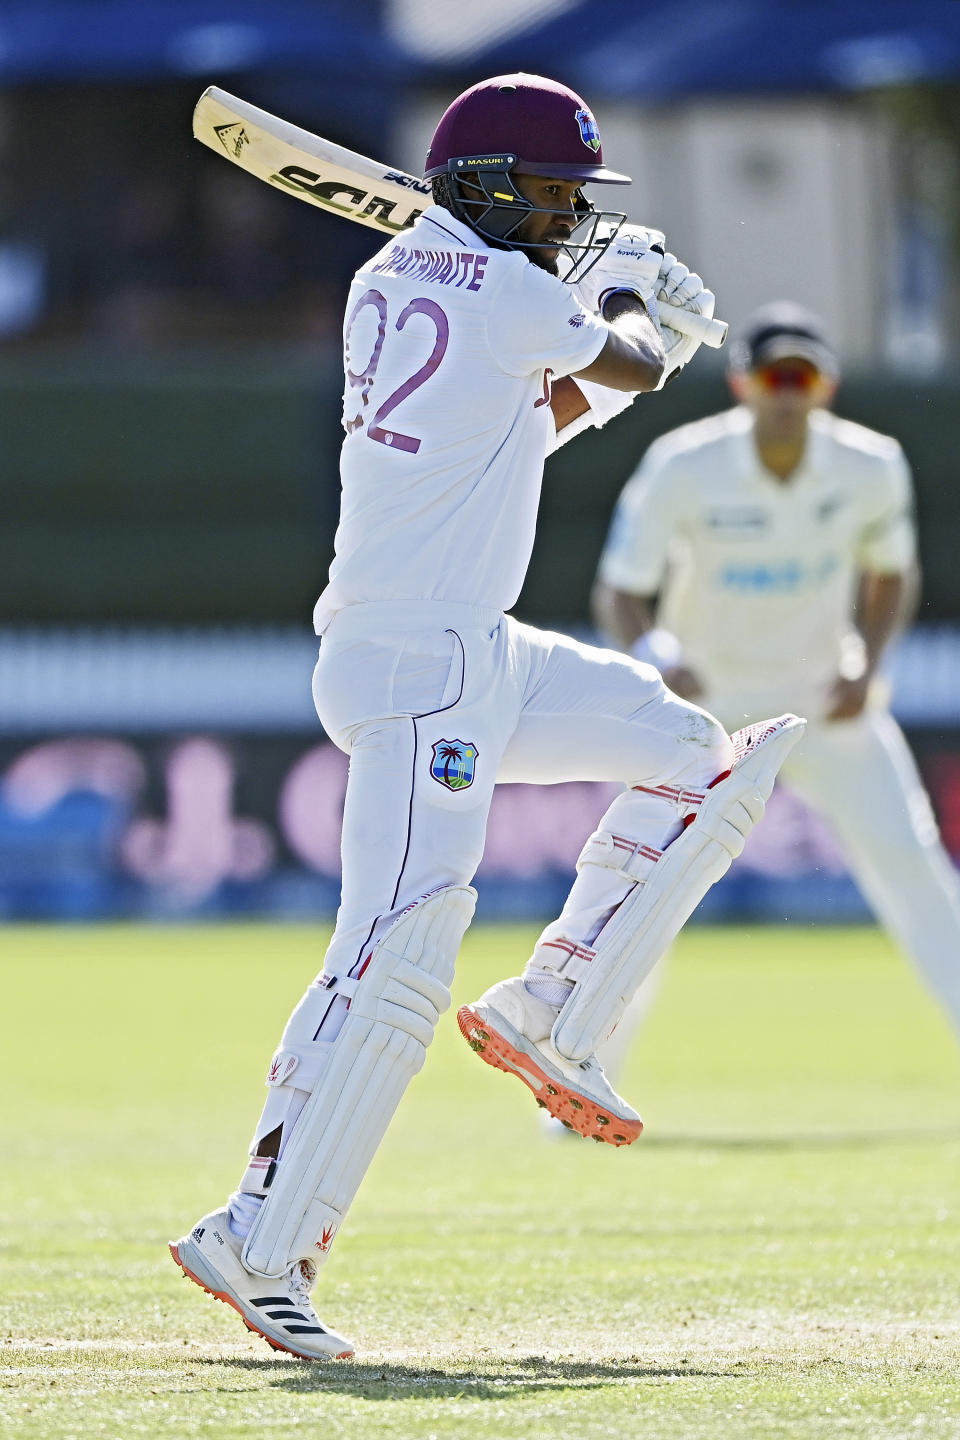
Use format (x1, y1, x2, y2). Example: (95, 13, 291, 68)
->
(657, 254, 713, 313)
(570, 223, 666, 315)
(825, 673, 870, 721)
(661, 664, 706, 702)
(654, 253, 716, 386)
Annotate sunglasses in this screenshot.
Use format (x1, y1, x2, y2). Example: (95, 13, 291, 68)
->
(753, 362, 821, 392)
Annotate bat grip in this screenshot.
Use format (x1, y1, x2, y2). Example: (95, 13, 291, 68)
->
(658, 302, 728, 349)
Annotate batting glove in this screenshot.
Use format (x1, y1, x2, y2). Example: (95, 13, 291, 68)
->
(654, 252, 716, 386)
(570, 223, 666, 315)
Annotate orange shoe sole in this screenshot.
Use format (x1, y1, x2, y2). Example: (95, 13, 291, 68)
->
(457, 1004, 642, 1146)
(168, 1243, 354, 1361)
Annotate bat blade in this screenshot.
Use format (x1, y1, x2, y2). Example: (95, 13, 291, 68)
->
(192, 86, 431, 237)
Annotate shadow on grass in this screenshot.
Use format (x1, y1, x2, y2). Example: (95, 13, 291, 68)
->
(198, 1355, 734, 1397)
(640, 1123, 960, 1151)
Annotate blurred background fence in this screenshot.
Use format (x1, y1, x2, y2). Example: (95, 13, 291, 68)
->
(4, 0, 960, 921)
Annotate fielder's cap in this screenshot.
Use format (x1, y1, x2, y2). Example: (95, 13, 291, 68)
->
(729, 301, 839, 376)
(424, 73, 631, 185)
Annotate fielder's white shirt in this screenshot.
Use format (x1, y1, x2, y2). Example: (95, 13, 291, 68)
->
(314, 206, 608, 632)
(598, 405, 916, 723)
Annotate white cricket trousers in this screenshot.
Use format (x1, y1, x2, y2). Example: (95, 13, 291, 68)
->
(312, 600, 732, 981)
(775, 705, 960, 1034)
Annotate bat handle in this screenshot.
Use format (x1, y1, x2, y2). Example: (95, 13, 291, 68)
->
(658, 301, 728, 350)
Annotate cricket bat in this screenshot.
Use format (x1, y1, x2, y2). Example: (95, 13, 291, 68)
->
(192, 86, 728, 349)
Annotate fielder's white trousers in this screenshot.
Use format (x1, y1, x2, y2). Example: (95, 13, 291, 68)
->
(772, 705, 960, 1033)
(312, 600, 731, 982)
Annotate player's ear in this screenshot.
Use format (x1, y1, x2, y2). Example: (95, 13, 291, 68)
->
(728, 370, 750, 403)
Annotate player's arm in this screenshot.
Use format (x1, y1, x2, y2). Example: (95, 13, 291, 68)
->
(572, 226, 716, 392)
(574, 292, 665, 392)
(828, 561, 920, 721)
(829, 446, 920, 721)
(548, 293, 662, 440)
(829, 558, 921, 720)
(591, 576, 704, 701)
(591, 578, 656, 650)
(550, 293, 663, 432)
(591, 447, 705, 699)
(857, 558, 920, 645)
(550, 231, 716, 439)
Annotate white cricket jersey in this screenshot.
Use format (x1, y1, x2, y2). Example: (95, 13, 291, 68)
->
(599, 405, 916, 724)
(313, 205, 608, 632)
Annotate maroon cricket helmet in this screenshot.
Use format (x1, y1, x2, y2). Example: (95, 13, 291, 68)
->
(423, 73, 630, 275)
(424, 72, 631, 185)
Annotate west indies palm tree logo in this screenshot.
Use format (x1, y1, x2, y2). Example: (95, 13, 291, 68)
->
(575, 108, 601, 152)
(429, 738, 478, 791)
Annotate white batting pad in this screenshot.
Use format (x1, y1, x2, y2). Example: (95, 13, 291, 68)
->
(242, 885, 476, 1277)
(552, 715, 805, 1062)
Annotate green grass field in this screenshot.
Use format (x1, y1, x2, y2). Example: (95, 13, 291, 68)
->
(2, 923, 959, 1439)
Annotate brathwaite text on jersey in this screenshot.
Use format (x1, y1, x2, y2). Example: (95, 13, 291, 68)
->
(370, 246, 489, 291)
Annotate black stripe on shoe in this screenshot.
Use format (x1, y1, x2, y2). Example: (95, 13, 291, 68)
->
(264, 1310, 309, 1321)
(284, 1325, 330, 1335)
(250, 1297, 298, 1307)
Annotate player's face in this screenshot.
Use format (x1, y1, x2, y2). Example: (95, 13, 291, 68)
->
(511, 174, 585, 275)
(732, 358, 837, 437)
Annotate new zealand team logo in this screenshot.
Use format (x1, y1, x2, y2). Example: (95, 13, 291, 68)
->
(430, 739, 478, 792)
(575, 108, 601, 152)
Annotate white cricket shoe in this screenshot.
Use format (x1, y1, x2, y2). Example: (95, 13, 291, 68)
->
(170, 1208, 354, 1360)
(457, 976, 643, 1146)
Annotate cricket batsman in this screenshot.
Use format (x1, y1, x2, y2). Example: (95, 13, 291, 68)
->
(171, 73, 805, 1359)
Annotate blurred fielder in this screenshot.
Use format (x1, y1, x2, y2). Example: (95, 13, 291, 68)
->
(171, 75, 804, 1359)
(593, 302, 960, 1062)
